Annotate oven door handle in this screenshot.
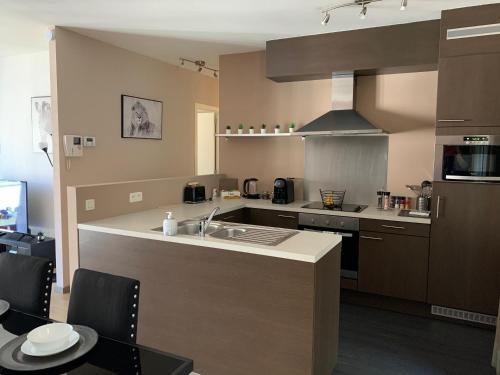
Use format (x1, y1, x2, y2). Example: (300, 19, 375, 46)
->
(302, 228, 354, 237)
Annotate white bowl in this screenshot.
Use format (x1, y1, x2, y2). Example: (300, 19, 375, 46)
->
(27, 323, 74, 352)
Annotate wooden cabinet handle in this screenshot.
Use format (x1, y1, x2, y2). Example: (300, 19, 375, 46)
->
(438, 119, 471, 122)
(360, 235, 383, 241)
(381, 224, 406, 230)
(277, 214, 296, 219)
(436, 196, 441, 219)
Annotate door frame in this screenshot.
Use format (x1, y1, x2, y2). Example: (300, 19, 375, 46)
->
(194, 103, 219, 175)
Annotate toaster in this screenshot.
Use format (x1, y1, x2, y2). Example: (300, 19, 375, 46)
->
(183, 185, 206, 204)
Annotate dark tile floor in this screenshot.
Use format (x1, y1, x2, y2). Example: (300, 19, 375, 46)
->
(335, 304, 496, 375)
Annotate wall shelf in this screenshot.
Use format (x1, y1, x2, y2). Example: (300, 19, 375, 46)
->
(216, 133, 297, 138)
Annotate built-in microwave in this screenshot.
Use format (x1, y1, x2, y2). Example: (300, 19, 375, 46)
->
(435, 135, 500, 182)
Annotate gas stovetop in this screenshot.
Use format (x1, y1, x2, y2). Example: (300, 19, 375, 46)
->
(301, 202, 368, 213)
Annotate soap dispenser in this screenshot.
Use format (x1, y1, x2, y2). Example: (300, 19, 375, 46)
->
(163, 212, 178, 236)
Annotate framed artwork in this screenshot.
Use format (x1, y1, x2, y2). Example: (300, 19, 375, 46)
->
(121, 95, 163, 140)
(31, 96, 52, 153)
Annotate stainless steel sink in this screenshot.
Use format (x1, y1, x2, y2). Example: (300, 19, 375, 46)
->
(210, 226, 298, 246)
(209, 227, 247, 239)
(151, 220, 223, 236)
(152, 221, 298, 246)
(177, 220, 223, 236)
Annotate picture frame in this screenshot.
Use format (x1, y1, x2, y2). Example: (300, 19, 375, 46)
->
(31, 96, 52, 153)
(121, 95, 163, 140)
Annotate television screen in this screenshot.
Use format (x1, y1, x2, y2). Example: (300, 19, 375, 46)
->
(0, 180, 28, 233)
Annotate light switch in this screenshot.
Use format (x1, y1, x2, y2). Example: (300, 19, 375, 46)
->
(83, 136, 96, 147)
(129, 192, 143, 203)
(85, 199, 95, 211)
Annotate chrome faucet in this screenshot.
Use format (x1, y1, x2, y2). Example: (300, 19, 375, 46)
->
(199, 207, 220, 236)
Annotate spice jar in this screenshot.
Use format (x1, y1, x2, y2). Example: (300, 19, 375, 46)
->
(405, 197, 411, 210)
(377, 190, 384, 209)
(383, 192, 391, 210)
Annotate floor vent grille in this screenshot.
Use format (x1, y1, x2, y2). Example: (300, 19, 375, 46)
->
(431, 305, 497, 326)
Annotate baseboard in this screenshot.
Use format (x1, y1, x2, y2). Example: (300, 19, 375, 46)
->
(53, 284, 70, 294)
(340, 290, 495, 330)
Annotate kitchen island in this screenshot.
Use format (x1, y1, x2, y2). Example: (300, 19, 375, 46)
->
(78, 200, 342, 375)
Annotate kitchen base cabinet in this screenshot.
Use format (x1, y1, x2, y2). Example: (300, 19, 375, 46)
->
(213, 208, 246, 223)
(358, 231, 430, 303)
(214, 208, 299, 229)
(428, 182, 500, 315)
(247, 208, 298, 229)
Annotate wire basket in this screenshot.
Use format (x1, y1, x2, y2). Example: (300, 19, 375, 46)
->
(320, 189, 346, 209)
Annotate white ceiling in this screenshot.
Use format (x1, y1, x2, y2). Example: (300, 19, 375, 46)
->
(1, 0, 500, 67)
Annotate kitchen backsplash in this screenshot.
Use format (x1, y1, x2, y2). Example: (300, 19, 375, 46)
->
(304, 136, 388, 205)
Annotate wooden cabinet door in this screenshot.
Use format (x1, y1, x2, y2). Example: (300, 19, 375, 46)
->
(248, 209, 298, 229)
(428, 182, 500, 315)
(358, 231, 429, 302)
(436, 54, 500, 128)
(214, 208, 247, 224)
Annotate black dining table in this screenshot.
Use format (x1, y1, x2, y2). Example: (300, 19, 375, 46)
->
(0, 309, 193, 375)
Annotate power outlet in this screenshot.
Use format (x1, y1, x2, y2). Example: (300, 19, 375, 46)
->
(85, 199, 95, 211)
(129, 192, 143, 203)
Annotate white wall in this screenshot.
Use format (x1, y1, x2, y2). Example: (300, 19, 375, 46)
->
(0, 51, 54, 236)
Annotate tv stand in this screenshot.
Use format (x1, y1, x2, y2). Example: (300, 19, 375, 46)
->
(0, 232, 55, 264)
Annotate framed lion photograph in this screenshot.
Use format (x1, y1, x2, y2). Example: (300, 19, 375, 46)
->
(121, 95, 163, 140)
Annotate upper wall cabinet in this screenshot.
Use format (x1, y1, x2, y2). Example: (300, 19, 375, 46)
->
(265, 21, 440, 82)
(436, 3, 500, 128)
(440, 3, 500, 58)
(436, 53, 500, 127)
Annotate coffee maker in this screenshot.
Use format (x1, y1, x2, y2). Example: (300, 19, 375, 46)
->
(272, 178, 294, 204)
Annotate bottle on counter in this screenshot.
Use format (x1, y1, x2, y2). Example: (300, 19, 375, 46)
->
(383, 192, 391, 210)
(404, 197, 412, 210)
(377, 190, 384, 209)
(163, 212, 178, 236)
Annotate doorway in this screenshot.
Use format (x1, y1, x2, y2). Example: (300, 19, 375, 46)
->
(195, 104, 219, 175)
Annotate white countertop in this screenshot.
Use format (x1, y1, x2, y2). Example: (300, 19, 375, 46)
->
(77, 200, 341, 263)
(237, 198, 431, 224)
(78, 198, 429, 264)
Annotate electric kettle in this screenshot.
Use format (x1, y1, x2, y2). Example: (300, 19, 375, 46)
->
(243, 178, 259, 199)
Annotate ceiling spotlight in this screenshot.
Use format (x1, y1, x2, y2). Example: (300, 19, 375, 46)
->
(359, 5, 367, 19)
(180, 59, 184, 65)
(213, 71, 218, 78)
(321, 11, 331, 26)
(198, 66, 203, 73)
(400, 0, 408, 10)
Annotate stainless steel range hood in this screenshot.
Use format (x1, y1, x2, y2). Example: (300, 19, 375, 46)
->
(296, 72, 387, 136)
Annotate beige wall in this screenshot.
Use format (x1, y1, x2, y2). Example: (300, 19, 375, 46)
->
(50, 27, 218, 289)
(219, 51, 437, 197)
(0, 51, 54, 236)
(219, 51, 331, 192)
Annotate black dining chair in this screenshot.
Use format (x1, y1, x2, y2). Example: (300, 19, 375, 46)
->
(67, 268, 140, 343)
(0, 253, 53, 318)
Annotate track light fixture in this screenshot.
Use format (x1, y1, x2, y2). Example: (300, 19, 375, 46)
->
(320, 0, 407, 25)
(321, 11, 331, 26)
(179, 58, 219, 78)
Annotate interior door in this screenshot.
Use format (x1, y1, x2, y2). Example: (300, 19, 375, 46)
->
(196, 111, 216, 175)
(427, 182, 500, 315)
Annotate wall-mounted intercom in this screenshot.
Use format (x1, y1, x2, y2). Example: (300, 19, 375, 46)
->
(63, 135, 83, 157)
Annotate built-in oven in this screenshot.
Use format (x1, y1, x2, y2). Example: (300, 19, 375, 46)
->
(435, 135, 500, 183)
(298, 213, 359, 280)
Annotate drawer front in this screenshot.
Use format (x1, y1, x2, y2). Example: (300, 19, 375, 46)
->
(214, 208, 246, 223)
(249, 209, 298, 230)
(360, 219, 430, 237)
